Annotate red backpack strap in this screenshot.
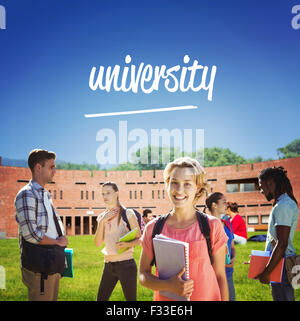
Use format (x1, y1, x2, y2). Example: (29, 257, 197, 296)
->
(222, 218, 234, 234)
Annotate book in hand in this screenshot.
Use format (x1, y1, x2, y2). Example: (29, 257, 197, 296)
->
(153, 234, 190, 301)
(248, 250, 284, 283)
(62, 248, 73, 278)
(118, 227, 137, 254)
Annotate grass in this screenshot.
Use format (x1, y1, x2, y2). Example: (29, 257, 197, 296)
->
(0, 232, 299, 301)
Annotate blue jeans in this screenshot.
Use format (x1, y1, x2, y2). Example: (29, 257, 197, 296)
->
(270, 266, 295, 301)
(226, 269, 235, 301)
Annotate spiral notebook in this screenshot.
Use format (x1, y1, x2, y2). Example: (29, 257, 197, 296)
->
(153, 234, 190, 301)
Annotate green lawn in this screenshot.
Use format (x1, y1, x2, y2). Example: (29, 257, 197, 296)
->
(0, 232, 299, 301)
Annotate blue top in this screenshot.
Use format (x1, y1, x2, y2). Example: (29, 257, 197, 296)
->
(223, 219, 234, 277)
(265, 193, 299, 257)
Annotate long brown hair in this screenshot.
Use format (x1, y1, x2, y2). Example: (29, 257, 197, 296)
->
(102, 182, 122, 224)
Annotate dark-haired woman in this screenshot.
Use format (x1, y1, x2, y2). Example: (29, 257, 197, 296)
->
(227, 202, 247, 245)
(94, 182, 141, 301)
(205, 192, 236, 301)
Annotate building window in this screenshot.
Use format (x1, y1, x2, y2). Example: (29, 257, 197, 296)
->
(247, 215, 259, 225)
(226, 178, 259, 193)
(54, 190, 57, 200)
(134, 191, 137, 199)
(130, 191, 132, 199)
(157, 190, 160, 199)
(92, 191, 95, 200)
(86, 191, 88, 200)
(226, 183, 238, 193)
(17, 179, 29, 183)
(162, 190, 165, 199)
(81, 191, 84, 200)
(152, 190, 154, 199)
(140, 191, 143, 199)
(240, 183, 256, 192)
(261, 215, 269, 224)
(60, 190, 63, 200)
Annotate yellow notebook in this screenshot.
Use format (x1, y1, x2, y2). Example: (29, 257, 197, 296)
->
(118, 227, 137, 254)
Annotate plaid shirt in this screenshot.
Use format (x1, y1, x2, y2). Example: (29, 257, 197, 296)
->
(15, 179, 64, 248)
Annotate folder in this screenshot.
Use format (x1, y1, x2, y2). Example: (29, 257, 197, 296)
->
(153, 234, 190, 301)
(118, 227, 137, 254)
(248, 250, 284, 283)
(62, 248, 73, 278)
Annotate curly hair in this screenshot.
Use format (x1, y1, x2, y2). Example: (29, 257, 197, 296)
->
(259, 166, 298, 206)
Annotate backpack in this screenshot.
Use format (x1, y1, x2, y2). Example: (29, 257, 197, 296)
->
(120, 206, 142, 231)
(150, 211, 213, 266)
(247, 234, 267, 242)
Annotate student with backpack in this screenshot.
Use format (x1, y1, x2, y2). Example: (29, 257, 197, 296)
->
(139, 157, 229, 301)
(94, 182, 141, 301)
(205, 192, 236, 301)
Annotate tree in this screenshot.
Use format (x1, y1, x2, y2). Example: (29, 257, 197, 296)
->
(277, 139, 300, 159)
(204, 147, 247, 167)
(109, 162, 138, 171)
(112, 145, 266, 170)
(56, 161, 100, 171)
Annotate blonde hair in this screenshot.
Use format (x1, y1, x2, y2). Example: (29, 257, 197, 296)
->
(164, 157, 208, 204)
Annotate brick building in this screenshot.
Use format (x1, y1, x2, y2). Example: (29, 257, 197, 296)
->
(0, 156, 299, 238)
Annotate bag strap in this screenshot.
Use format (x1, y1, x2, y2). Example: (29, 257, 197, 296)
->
(150, 211, 213, 266)
(43, 189, 63, 237)
(150, 213, 170, 266)
(120, 206, 131, 231)
(196, 211, 213, 265)
(132, 209, 142, 229)
(222, 218, 234, 235)
(52, 206, 63, 237)
(120, 206, 142, 230)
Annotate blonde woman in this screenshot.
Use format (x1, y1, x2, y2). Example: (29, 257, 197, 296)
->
(139, 157, 229, 301)
(94, 182, 141, 301)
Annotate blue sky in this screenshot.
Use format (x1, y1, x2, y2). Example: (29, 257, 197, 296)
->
(0, 0, 299, 166)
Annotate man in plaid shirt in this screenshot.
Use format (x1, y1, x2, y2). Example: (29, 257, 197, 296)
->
(15, 149, 68, 301)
